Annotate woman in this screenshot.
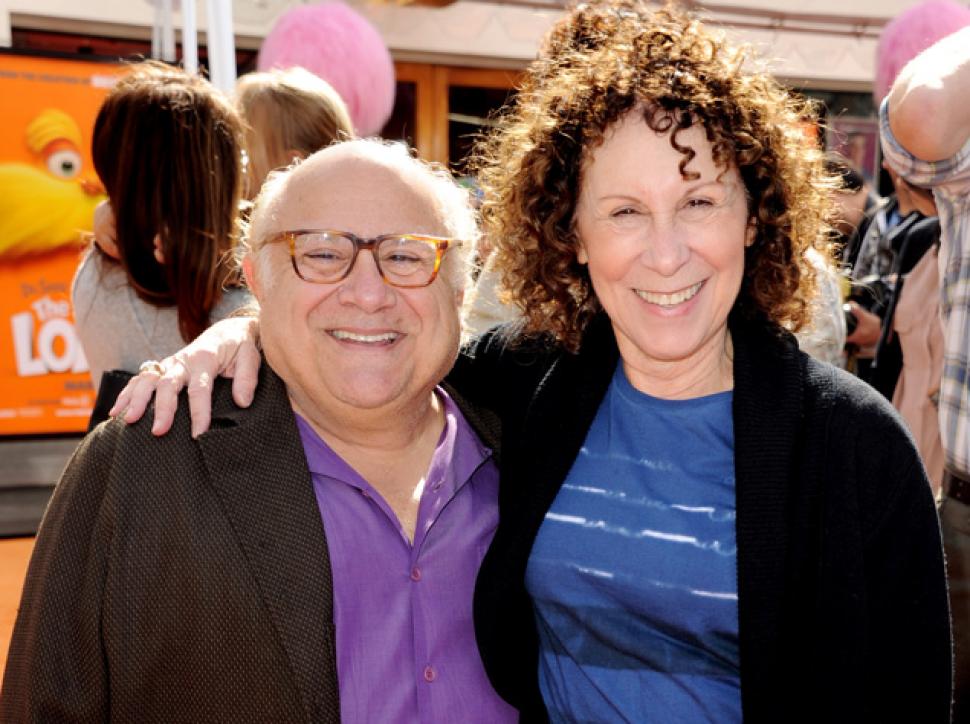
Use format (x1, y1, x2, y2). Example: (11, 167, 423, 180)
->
(234, 66, 354, 199)
(72, 61, 250, 391)
(114, 3, 950, 721)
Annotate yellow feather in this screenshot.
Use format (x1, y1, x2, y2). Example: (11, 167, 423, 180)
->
(0, 164, 104, 258)
(25, 109, 83, 154)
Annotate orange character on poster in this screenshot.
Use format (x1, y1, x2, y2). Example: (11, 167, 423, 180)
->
(0, 56, 119, 434)
(0, 108, 104, 259)
(1, 108, 101, 388)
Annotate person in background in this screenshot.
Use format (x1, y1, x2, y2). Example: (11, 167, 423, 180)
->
(462, 251, 521, 339)
(846, 181, 900, 276)
(844, 160, 906, 384)
(827, 153, 876, 263)
(882, 6, 970, 715)
(1, 139, 516, 724)
(886, 179, 944, 496)
(71, 61, 251, 393)
(794, 245, 846, 368)
(111, 2, 951, 720)
(234, 66, 354, 199)
(845, 167, 939, 399)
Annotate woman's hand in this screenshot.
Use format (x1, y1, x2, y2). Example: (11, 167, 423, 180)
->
(109, 316, 261, 437)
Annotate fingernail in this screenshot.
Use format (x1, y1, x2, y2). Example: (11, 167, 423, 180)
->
(151, 421, 162, 436)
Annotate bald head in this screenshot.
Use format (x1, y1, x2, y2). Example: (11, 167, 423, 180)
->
(246, 139, 478, 291)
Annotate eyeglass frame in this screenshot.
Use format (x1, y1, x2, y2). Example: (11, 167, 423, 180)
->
(261, 229, 459, 288)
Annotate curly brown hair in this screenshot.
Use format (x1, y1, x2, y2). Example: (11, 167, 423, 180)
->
(474, 0, 838, 351)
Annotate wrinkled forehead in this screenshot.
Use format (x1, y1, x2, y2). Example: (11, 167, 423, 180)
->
(591, 110, 735, 172)
(267, 150, 449, 239)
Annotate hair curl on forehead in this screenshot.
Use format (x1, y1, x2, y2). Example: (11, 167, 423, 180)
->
(473, 0, 837, 351)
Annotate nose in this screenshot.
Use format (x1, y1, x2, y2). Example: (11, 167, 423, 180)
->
(80, 178, 105, 196)
(336, 249, 395, 312)
(641, 218, 690, 276)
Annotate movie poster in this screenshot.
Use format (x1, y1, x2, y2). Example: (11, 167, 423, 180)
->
(0, 54, 120, 434)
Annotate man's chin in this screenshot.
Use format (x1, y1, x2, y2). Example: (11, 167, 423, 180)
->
(326, 372, 417, 411)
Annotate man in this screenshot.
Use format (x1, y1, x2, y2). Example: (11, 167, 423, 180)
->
(0, 139, 516, 723)
(882, 17, 970, 720)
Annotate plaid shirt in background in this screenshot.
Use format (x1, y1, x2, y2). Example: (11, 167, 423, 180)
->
(880, 98, 970, 477)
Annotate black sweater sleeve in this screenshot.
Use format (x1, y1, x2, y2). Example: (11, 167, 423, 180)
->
(818, 363, 951, 722)
(857, 405, 951, 721)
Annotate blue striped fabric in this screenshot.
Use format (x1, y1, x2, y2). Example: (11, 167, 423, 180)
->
(525, 363, 741, 723)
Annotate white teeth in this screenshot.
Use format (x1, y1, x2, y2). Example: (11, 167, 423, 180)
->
(635, 281, 703, 307)
(330, 330, 399, 343)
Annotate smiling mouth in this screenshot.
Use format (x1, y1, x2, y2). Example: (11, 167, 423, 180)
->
(328, 330, 401, 345)
(634, 281, 704, 307)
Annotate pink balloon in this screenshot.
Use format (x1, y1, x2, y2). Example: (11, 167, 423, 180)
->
(258, 2, 396, 136)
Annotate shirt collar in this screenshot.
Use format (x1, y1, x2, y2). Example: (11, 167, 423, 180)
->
(294, 386, 493, 500)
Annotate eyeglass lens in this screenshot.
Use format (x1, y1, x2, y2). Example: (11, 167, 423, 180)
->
(293, 232, 439, 286)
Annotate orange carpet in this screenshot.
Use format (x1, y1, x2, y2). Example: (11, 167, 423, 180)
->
(0, 537, 34, 681)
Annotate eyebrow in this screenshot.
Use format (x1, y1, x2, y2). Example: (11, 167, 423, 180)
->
(683, 178, 731, 194)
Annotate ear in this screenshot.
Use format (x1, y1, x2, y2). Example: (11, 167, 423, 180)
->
(242, 254, 262, 300)
(744, 218, 757, 248)
(576, 238, 589, 265)
(152, 234, 165, 264)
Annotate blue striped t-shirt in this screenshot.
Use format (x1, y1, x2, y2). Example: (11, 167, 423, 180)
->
(525, 362, 741, 722)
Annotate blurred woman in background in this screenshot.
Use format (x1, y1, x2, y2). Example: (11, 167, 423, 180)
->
(234, 66, 353, 199)
(72, 61, 250, 392)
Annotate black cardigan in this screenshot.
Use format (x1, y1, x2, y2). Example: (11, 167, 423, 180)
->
(448, 312, 951, 724)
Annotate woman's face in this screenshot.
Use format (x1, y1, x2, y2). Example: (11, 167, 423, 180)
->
(574, 111, 755, 392)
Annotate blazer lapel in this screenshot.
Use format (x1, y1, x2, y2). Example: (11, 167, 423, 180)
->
(730, 317, 803, 721)
(196, 365, 340, 724)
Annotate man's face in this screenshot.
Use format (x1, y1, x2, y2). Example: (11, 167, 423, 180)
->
(247, 149, 464, 422)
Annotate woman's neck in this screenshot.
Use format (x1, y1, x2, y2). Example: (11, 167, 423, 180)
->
(619, 331, 734, 400)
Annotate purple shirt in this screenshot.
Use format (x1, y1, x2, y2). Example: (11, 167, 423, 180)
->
(295, 389, 516, 724)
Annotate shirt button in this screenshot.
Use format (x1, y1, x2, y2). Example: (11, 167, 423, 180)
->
(410, 566, 422, 582)
(423, 665, 436, 683)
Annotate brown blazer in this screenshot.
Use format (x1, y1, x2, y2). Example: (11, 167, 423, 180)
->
(1, 365, 340, 723)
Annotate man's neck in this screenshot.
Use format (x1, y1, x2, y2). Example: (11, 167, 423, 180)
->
(291, 389, 446, 542)
(292, 388, 442, 456)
